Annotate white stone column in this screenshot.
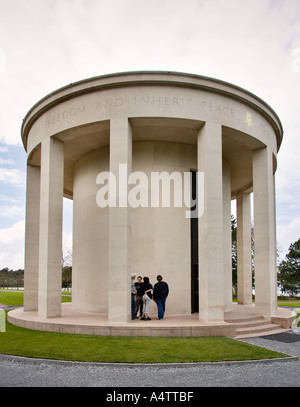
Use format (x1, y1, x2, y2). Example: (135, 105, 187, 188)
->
(108, 118, 132, 323)
(253, 147, 277, 317)
(197, 122, 224, 322)
(24, 164, 40, 311)
(223, 160, 232, 311)
(38, 138, 64, 318)
(236, 192, 252, 305)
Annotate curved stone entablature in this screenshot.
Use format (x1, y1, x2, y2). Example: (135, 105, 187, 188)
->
(22, 72, 283, 199)
(20, 71, 285, 327)
(22, 71, 283, 149)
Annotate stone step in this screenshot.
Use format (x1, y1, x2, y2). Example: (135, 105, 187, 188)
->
(225, 316, 264, 324)
(234, 318, 273, 329)
(235, 328, 290, 339)
(225, 315, 291, 339)
(236, 322, 282, 335)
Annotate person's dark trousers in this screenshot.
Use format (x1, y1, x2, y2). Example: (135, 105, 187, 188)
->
(135, 295, 143, 317)
(131, 293, 136, 318)
(156, 297, 166, 319)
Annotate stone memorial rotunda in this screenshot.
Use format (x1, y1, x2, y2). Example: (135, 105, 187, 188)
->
(8, 71, 295, 337)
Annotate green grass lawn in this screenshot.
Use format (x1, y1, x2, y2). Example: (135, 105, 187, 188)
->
(0, 313, 289, 363)
(2, 290, 298, 309)
(0, 290, 71, 306)
(278, 300, 300, 308)
(0, 290, 24, 306)
(0, 290, 292, 364)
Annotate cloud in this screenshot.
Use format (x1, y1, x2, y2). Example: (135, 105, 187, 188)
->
(0, 168, 25, 188)
(0, 220, 25, 269)
(0, 204, 24, 219)
(277, 217, 300, 259)
(0, 220, 25, 245)
(0, 146, 9, 154)
(0, 0, 298, 144)
(0, 48, 5, 73)
(0, 0, 299, 268)
(0, 194, 19, 203)
(0, 158, 15, 166)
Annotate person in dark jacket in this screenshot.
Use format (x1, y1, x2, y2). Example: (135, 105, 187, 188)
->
(153, 275, 169, 320)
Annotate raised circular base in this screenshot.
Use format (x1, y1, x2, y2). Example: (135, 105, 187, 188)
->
(7, 303, 295, 338)
(8, 303, 236, 337)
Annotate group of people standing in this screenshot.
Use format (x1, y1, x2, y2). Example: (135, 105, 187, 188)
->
(131, 274, 169, 321)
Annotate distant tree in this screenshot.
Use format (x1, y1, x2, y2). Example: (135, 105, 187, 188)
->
(62, 266, 72, 288)
(61, 248, 72, 288)
(0, 268, 24, 288)
(278, 238, 300, 297)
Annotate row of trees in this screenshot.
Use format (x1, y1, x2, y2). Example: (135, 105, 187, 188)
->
(0, 268, 24, 288)
(0, 266, 72, 289)
(277, 239, 300, 297)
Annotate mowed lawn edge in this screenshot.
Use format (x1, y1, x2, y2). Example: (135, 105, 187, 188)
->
(0, 291, 291, 364)
(0, 312, 289, 364)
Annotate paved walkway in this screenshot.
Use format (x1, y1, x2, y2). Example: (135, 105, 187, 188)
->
(0, 331, 299, 387)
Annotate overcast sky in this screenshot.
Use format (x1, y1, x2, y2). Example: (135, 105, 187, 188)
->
(0, 0, 299, 269)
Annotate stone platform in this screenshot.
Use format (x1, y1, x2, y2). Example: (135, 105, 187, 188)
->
(7, 303, 295, 338)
